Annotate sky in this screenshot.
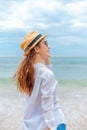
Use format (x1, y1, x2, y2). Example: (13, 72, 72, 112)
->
(0, 0, 87, 57)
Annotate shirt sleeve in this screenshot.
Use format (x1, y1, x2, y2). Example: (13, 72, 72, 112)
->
(45, 64, 53, 71)
(41, 73, 57, 130)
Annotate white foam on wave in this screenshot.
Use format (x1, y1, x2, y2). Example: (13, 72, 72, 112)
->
(0, 96, 23, 130)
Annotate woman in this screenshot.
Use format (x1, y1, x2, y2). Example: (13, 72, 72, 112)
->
(14, 31, 66, 130)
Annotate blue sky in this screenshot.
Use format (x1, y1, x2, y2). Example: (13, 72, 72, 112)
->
(0, 0, 87, 57)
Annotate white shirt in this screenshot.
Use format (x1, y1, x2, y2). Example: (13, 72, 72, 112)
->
(23, 63, 66, 130)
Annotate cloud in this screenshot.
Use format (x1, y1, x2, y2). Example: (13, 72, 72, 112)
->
(0, 0, 32, 30)
(58, 36, 87, 45)
(0, 19, 28, 30)
(65, 1, 87, 16)
(0, 0, 66, 30)
(64, 1, 87, 28)
(0, 0, 87, 31)
(0, 0, 87, 56)
(71, 20, 87, 28)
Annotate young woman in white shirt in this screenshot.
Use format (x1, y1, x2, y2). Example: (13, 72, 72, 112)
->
(14, 31, 66, 130)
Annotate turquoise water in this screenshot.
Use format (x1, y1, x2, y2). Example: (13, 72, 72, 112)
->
(0, 58, 87, 130)
(0, 57, 87, 80)
(0, 56, 87, 99)
(51, 57, 87, 80)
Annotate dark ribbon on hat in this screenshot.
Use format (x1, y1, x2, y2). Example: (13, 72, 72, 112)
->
(25, 34, 42, 52)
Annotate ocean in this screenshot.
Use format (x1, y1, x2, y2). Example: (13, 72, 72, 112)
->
(0, 56, 87, 80)
(0, 56, 87, 98)
(0, 57, 87, 130)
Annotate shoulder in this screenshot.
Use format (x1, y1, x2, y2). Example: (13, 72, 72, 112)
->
(40, 65, 55, 82)
(34, 63, 54, 81)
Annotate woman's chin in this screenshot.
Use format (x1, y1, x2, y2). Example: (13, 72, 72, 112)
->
(48, 54, 51, 57)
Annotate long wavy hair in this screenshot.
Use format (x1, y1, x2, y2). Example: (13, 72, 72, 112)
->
(14, 48, 37, 96)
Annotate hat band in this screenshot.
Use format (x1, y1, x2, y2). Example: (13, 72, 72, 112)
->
(25, 34, 42, 52)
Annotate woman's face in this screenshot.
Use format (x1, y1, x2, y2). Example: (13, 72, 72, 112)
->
(35, 39, 51, 60)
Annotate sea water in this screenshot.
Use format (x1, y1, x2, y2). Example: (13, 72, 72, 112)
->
(0, 57, 87, 80)
(0, 56, 87, 97)
(0, 56, 87, 98)
(51, 57, 87, 80)
(0, 57, 87, 130)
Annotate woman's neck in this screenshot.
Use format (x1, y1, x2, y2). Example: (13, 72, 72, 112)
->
(34, 54, 43, 64)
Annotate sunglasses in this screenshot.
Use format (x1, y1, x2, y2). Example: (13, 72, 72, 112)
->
(44, 41, 48, 47)
(36, 40, 48, 47)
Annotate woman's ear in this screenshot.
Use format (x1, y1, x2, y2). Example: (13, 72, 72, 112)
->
(34, 46, 40, 53)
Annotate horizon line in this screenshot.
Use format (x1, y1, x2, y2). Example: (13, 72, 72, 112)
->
(0, 56, 87, 58)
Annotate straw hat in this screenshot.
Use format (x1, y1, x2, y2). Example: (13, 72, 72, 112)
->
(21, 31, 48, 55)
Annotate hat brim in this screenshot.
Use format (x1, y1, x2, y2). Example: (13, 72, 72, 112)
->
(24, 34, 48, 56)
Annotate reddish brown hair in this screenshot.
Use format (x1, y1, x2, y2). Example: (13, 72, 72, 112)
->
(14, 48, 36, 95)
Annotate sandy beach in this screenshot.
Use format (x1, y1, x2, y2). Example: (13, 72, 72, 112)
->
(0, 80, 87, 130)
